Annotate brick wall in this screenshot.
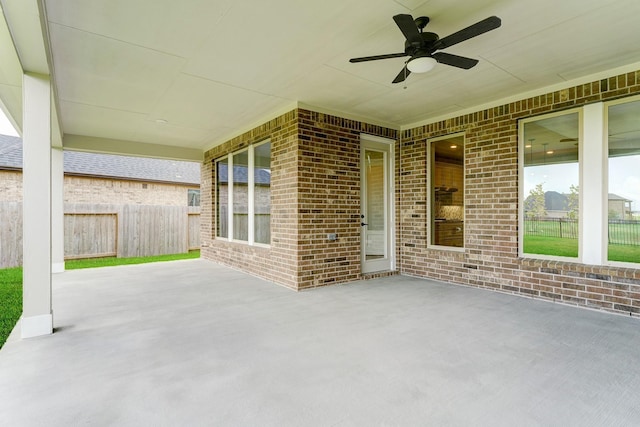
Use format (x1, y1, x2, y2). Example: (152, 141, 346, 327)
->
(64, 176, 197, 206)
(296, 110, 397, 289)
(0, 171, 197, 206)
(399, 70, 640, 316)
(201, 109, 397, 290)
(200, 72, 639, 314)
(202, 110, 300, 289)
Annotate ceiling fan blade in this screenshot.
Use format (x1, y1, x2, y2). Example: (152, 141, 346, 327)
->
(433, 52, 479, 69)
(393, 14, 421, 43)
(349, 52, 408, 63)
(433, 16, 501, 50)
(392, 65, 411, 84)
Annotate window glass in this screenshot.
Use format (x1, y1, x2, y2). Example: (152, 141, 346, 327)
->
(522, 113, 579, 258)
(254, 142, 271, 244)
(215, 142, 271, 245)
(188, 189, 200, 207)
(233, 150, 249, 241)
(430, 135, 464, 248)
(607, 101, 640, 263)
(216, 158, 228, 238)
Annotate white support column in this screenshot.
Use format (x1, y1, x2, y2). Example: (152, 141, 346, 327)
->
(21, 73, 53, 338)
(51, 147, 65, 273)
(581, 103, 606, 265)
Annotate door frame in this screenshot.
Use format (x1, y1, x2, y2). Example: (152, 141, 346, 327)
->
(360, 133, 396, 274)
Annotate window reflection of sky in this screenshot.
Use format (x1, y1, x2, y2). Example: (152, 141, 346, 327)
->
(609, 156, 640, 209)
(524, 156, 640, 211)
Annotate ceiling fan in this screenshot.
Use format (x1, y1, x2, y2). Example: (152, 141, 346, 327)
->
(349, 14, 501, 83)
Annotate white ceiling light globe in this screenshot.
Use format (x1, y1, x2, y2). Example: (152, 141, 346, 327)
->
(407, 56, 437, 73)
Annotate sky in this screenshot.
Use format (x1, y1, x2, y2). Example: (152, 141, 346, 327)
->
(0, 109, 18, 136)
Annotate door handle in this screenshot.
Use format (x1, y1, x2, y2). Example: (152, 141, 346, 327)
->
(361, 222, 368, 226)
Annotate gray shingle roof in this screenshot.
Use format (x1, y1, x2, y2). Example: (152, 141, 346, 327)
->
(216, 163, 271, 185)
(0, 134, 200, 185)
(608, 193, 631, 202)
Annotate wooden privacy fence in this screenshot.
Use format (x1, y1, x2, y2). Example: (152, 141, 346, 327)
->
(0, 202, 200, 268)
(64, 212, 118, 259)
(0, 202, 22, 269)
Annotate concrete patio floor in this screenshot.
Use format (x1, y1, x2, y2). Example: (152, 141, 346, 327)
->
(1, 259, 639, 426)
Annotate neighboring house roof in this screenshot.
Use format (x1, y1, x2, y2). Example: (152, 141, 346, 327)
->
(608, 193, 631, 202)
(216, 163, 271, 185)
(0, 134, 21, 168)
(0, 134, 200, 185)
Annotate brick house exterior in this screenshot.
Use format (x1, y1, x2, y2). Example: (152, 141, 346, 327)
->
(1, 171, 198, 206)
(0, 135, 200, 205)
(202, 69, 640, 316)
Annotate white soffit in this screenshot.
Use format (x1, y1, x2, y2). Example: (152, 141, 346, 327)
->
(49, 23, 186, 113)
(0, 0, 636, 153)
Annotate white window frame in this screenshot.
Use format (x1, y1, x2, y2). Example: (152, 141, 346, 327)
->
(604, 95, 640, 268)
(518, 108, 584, 263)
(519, 101, 639, 268)
(215, 140, 271, 247)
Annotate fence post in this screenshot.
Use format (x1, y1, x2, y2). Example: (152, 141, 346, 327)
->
(559, 219, 563, 239)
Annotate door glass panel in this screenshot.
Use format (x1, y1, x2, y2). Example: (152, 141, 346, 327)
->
(365, 149, 385, 260)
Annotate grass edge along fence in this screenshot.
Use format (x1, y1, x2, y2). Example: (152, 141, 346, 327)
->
(524, 218, 640, 246)
(0, 250, 200, 349)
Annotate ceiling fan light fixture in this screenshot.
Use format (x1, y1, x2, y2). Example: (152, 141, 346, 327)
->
(407, 56, 437, 73)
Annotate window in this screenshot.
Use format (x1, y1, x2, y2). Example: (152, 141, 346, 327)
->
(233, 150, 249, 241)
(520, 98, 640, 266)
(187, 189, 200, 207)
(607, 99, 640, 264)
(215, 141, 271, 245)
(429, 134, 464, 248)
(216, 157, 228, 238)
(254, 142, 271, 244)
(521, 111, 580, 259)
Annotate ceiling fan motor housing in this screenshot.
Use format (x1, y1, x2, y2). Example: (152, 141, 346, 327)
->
(405, 32, 439, 55)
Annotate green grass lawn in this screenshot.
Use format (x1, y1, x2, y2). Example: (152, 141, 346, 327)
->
(608, 244, 640, 263)
(0, 250, 200, 349)
(523, 235, 579, 258)
(66, 250, 200, 269)
(524, 235, 640, 262)
(0, 267, 22, 349)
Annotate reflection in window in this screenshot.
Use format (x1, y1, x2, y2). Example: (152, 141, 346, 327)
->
(608, 100, 640, 264)
(365, 149, 385, 259)
(233, 150, 249, 241)
(216, 158, 228, 238)
(430, 135, 464, 248)
(188, 189, 200, 207)
(215, 141, 271, 245)
(522, 112, 579, 258)
(254, 142, 271, 244)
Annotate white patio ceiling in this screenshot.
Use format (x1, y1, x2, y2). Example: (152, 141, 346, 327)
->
(1, 0, 640, 160)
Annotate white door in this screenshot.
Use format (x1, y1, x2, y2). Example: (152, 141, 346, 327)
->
(361, 136, 394, 274)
